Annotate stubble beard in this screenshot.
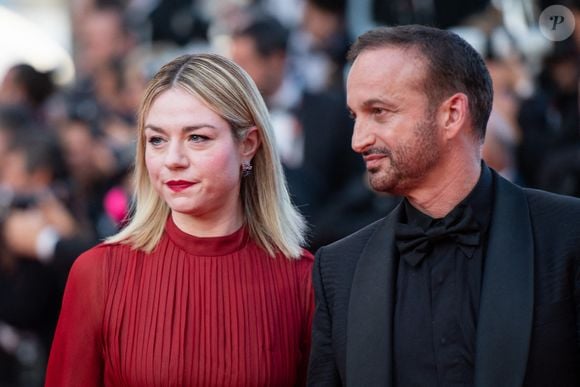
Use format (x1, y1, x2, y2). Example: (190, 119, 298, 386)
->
(367, 117, 441, 195)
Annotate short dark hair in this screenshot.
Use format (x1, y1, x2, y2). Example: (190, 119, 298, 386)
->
(232, 15, 289, 57)
(11, 64, 55, 108)
(306, 0, 346, 14)
(347, 25, 493, 140)
(8, 129, 66, 180)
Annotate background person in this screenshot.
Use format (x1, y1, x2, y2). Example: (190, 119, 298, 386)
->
(229, 13, 363, 248)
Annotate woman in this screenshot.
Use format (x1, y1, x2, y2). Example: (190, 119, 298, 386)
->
(45, 54, 314, 386)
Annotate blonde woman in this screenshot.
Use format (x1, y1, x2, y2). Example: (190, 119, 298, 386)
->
(46, 54, 313, 386)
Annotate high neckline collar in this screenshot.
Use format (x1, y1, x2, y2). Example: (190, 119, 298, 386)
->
(165, 215, 248, 256)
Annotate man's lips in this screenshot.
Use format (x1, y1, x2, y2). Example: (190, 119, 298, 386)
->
(166, 180, 195, 192)
(362, 153, 387, 169)
(363, 154, 385, 162)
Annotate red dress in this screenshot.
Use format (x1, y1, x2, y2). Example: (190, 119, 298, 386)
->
(45, 216, 314, 386)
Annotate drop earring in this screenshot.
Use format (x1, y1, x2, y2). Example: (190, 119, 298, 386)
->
(241, 160, 253, 177)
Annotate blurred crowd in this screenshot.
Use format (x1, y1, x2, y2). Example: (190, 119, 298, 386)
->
(0, 0, 578, 385)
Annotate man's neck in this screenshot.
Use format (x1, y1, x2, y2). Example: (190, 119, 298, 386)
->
(406, 155, 482, 219)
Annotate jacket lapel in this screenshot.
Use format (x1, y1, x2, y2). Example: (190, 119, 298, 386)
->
(475, 173, 534, 387)
(346, 203, 403, 387)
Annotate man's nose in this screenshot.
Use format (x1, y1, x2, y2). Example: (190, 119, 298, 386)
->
(351, 120, 375, 154)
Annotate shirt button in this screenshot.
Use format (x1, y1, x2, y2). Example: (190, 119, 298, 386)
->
(440, 337, 447, 344)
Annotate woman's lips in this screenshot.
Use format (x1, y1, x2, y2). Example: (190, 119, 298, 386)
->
(166, 180, 194, 192)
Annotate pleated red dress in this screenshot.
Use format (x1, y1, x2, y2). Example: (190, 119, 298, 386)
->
(45, 216, 314, 386)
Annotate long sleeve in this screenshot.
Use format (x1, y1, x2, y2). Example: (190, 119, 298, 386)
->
(295, 250, 315, 387)
(52, 235, 99, 292)
(307, 247, 341, 386)
(45, 246, 105, 387)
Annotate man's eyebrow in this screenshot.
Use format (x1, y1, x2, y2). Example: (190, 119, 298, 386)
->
(361, 98, 397, 108)
(346, 98, 399, 114)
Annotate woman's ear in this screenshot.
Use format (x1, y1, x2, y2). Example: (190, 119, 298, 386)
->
(240, 126, 261, 160)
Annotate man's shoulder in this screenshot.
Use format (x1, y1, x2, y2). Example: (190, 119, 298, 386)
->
(519, 187, 580, 247)
(523, 187, 580, 218)
(317, 217, 387, 260)
(523, 186, 580, 203)
(495, 173, 580, 220)
(313, 217, 389, 293)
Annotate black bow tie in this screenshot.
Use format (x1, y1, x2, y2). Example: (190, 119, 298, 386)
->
(395, 205, 481, 266)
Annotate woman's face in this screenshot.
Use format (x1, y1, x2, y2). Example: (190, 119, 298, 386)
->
(144, 87, 248, 228)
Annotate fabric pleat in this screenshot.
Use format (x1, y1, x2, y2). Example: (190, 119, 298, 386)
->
(45, 216, 314, 387)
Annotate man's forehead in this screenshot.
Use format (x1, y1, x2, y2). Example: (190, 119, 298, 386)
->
(347, 46, 429, 99)
(350, 45, 427, 74)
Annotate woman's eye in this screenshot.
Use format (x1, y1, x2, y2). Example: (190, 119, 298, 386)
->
(148, 136, 164, 146)
(188, 134, 208, 143)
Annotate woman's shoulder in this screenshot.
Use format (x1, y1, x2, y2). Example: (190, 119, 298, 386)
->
(246, 241, 314, 277)
(287, 248, 314, 279)
(66, 243, 107, 279)
(297, 248, 314, 265)
(70, 241, 133, 277)
(72, 242, 106, 265)
(272, 248, 313, 265)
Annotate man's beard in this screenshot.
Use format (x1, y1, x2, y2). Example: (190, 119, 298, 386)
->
(366, 117, 441, 195)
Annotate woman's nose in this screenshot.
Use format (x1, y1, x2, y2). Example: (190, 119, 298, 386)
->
(164, 142, 189, 168)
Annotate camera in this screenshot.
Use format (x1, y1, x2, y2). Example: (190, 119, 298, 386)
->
(0, 189, 39, 224)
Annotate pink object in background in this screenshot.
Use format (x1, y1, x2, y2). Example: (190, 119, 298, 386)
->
(103, 186, 128, 225)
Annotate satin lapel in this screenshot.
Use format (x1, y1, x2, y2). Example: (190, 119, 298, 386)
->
(474, 173, 534, 387)
(346, 203, 402, 387)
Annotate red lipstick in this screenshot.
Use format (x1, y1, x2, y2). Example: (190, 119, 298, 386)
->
(166, 180, 194, 192)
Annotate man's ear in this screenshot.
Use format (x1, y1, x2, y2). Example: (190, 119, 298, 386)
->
(437, 92, 469, 140)
(240, 126, 261, 160)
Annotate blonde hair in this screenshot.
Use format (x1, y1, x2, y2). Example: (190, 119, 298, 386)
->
(106, 53, 307, 258)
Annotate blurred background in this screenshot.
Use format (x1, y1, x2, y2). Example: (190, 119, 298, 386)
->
(0, 0, 578, 385)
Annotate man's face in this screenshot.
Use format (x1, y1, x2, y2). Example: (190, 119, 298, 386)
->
(229, 36, 283, 97)
(347, 46, 443, 196)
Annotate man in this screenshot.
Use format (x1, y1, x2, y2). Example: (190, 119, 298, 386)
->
(229, 14, 363, 246)
(307, 25, 580, 386)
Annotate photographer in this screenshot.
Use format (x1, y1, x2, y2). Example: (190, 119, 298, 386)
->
(0, 128, 90, 385)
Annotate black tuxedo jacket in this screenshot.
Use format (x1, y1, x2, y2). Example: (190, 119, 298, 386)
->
(307, 170, 580, 386)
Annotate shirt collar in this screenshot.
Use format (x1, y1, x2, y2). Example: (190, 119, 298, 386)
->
(403, 162, 494, 233)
